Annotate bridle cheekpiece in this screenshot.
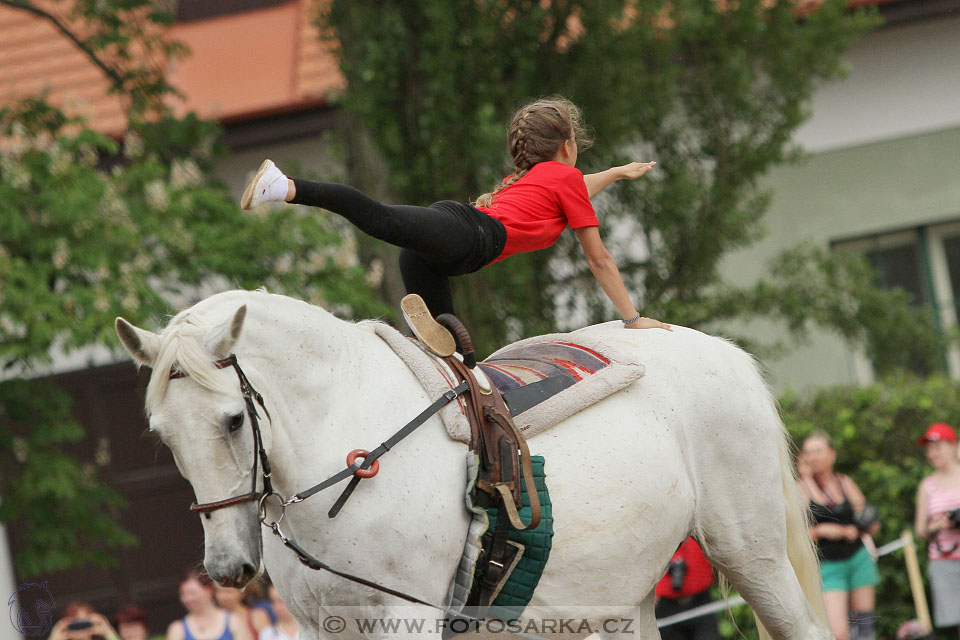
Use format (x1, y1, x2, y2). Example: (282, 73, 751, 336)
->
(169, 354, 273, 519)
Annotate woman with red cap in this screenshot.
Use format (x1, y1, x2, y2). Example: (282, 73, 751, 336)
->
(915, 422, 960, 635)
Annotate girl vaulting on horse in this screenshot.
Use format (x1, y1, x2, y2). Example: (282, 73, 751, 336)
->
(240, 97, 670, 349)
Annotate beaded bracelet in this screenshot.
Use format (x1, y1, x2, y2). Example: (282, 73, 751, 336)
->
(622, 313, 641, 325)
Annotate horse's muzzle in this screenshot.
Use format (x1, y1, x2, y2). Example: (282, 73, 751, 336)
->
(210, 561, 258, 588)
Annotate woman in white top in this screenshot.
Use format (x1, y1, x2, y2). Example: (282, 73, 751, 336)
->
(914, 422, 960, 634)
(258, 587, 297, 640)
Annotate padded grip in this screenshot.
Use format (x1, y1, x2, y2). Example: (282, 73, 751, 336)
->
(436, 313, 476, 368)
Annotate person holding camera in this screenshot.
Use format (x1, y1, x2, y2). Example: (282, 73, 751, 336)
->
(654, 537, 720, 640)
(914, 422, 960, 635)
(798, 432, 880, 640)
(50, 603, 120, 640)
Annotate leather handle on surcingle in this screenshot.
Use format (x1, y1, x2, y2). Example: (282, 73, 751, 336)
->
(436, 314, 476, 369)
(485, 407, 542, 531)
(442, 349, 540, 528)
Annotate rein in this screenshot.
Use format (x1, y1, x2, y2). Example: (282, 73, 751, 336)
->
(169, 354, 468, 519)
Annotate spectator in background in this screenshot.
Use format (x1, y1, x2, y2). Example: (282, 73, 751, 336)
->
(50, 603, 120, 640)
(799, 432, 880, 640)
(212, 583, 270, 639)
(653, 537, 720, 640)
(258, 585, 298, 640)
(166, 570, 252, 640)
(237, 578, 276, 627)
(114, 606, 149, 640)
(914, 422, 960, 636)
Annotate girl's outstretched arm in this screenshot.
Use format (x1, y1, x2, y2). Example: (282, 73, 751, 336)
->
(574, 226, 670, 331)
(583, 161, 656, 198)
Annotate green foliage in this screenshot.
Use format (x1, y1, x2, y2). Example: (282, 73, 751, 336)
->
(705, 244, 945, 373)
(0, 380, 137, 576)
(780, 374, 960, 639)
(0, 0, 186, 115)
(0, 99, 386, 572)
(0, 2, 388, 576)
(0, 101, 386, 367)
(711, 375, 957, 639)
(315, 0, 932, 372)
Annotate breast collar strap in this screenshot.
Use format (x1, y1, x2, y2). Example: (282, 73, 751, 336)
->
(170, 354, 273, 519)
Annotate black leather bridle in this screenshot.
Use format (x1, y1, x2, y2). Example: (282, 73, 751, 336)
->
(171, 355, 273, 518)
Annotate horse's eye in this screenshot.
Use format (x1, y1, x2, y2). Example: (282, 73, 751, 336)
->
(228, 413, 244, 433)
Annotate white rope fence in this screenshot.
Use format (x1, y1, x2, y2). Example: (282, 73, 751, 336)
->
(657, 535, 912, 629)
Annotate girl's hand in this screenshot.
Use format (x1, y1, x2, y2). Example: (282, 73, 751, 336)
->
(618, 161, 656, 181)
(625, 316, 672, 331)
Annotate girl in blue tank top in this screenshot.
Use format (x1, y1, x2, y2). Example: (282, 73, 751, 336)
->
(166, 571, 251, 640)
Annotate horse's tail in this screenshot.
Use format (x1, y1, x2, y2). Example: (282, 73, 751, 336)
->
(753, 422, 827, 639)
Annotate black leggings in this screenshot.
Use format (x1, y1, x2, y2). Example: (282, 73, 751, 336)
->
(291, 179, 506, 317)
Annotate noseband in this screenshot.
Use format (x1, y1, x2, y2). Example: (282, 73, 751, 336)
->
(169, 355, 272, 518)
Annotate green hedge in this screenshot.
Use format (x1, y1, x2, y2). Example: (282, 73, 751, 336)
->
(713, 373, 959, 639)
(779, 373, 960, 639)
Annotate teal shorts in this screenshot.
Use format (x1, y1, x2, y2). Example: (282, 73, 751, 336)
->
(820, 546, 879, 592)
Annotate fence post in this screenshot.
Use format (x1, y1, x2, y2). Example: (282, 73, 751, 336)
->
(901, 529, 932, 634)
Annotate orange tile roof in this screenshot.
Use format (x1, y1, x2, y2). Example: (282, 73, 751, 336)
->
(0, 0, 127, 133)
(0, 0, 344, 135)
(0, 0, 914, 136)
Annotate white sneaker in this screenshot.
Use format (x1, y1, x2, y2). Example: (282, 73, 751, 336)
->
(240, 159, 288, 210)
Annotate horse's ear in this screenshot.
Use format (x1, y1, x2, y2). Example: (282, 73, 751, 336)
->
(115, 317, 161, 367)
(205, 305, 247, 358)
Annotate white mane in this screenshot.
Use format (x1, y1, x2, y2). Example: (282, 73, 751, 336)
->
(145, 300, 246, 414)
(143, 289, 352, 414)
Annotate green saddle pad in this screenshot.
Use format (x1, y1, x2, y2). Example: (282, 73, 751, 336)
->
(482, 455, 554, 621)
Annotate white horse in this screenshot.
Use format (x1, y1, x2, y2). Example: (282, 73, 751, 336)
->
(115, 289, 830, 640)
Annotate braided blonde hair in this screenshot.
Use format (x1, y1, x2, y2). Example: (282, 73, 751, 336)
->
(474, 97, 592, 208)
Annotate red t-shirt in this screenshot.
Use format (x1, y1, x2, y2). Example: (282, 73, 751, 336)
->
(655, 537, 715, 599)
(476, 161, 599, 262)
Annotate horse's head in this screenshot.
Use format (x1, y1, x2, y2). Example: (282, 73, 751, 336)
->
(115, 304, 263, 587)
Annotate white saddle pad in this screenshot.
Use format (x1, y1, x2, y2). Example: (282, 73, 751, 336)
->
(359, 322, 645, 443)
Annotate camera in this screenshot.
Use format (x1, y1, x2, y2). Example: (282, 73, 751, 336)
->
(67, 620, 93, 632)
(853, 504, 880, 532)
(948, 508, 960, 528)
(667, 558, 687, 592)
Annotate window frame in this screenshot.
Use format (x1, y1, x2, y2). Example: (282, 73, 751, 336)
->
(832, 219, 960, 381)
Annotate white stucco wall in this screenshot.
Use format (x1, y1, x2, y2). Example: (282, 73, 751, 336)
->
(794, 13, 960, 153)
(722, 14, 960, 392)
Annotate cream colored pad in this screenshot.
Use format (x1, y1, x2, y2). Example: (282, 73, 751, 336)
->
(358, 320, 645, 442)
